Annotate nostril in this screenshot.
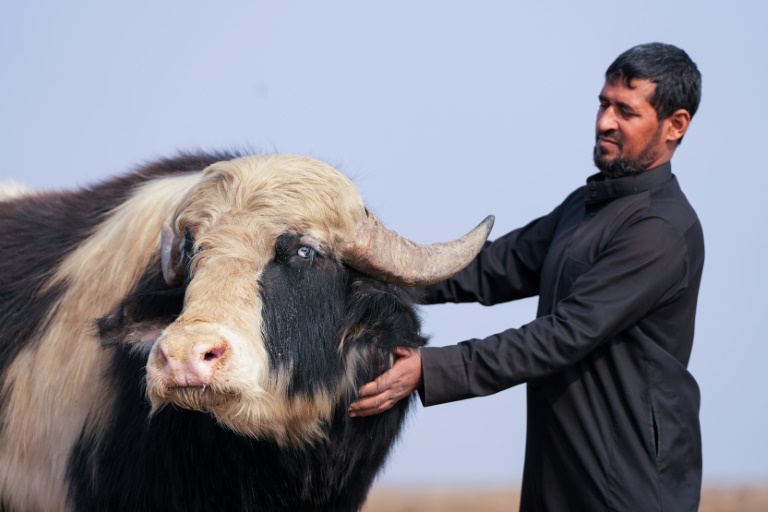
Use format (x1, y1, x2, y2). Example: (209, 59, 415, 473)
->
(199, 343, 227, 367)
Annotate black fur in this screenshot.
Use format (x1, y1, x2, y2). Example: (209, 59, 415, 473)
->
(259, 233, 349, 396)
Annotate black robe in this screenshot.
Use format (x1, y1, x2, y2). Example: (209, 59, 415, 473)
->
(420, 162, 704, 511)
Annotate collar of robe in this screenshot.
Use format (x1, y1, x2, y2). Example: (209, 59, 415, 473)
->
(584, 161, 673, 205)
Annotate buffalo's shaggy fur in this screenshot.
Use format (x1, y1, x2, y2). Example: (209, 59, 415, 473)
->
(0, 152, 426, 511)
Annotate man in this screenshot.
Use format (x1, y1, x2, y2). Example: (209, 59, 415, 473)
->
(349, 42, 704, 511)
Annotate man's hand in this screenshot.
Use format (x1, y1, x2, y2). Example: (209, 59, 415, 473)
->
(348, 346, 423, 417)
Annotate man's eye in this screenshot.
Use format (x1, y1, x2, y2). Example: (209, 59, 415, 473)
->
(297, 246, 315, 259)
(619, 108, 636, 118)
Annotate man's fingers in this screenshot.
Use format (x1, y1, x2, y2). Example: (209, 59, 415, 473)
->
(393, 346, 411, 357)
(393, 345, 421, 359)
(348, 393, 394, 417)
(356, 374, 388, 398)
(356, 358, 408, 397)
(350, 380, 416, 417)
(355, 381, 377, 398)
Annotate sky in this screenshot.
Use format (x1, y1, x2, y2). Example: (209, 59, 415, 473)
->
(2, 0, 766, 488)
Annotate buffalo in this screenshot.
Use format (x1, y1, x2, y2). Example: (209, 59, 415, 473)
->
(0, 152, 492, 511)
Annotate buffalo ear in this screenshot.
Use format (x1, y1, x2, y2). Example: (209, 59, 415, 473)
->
(97, 274, 186, 352)
(108, 319, 169, 353)
(98, 306, 170, 353)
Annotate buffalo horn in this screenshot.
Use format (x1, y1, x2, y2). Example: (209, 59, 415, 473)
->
(343, 211, 494, 287)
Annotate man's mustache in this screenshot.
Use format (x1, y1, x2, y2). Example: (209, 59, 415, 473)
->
(596, 130, 624, 148)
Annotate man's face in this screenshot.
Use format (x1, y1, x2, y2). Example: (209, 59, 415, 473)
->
(593, 78, 670, 178)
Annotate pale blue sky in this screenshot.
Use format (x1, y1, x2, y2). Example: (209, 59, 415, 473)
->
(2, 0, 766, 487)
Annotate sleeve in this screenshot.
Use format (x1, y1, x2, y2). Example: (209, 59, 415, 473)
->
(420, 215, 690, 406)
(420, 194, 574, 306)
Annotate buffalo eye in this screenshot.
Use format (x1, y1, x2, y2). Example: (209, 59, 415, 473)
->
(271, 234, 326, 265)
(297, 245, 315, 259)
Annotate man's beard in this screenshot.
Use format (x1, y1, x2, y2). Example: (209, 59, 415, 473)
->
(593, 125, 663, 179)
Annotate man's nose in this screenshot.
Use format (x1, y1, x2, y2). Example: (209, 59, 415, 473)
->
(596, 107, 618, 133)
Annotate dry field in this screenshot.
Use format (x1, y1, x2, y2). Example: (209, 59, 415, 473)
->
(362, 485, 768, 511)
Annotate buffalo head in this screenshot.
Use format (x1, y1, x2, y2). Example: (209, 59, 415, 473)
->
(102, 154, 492, 445)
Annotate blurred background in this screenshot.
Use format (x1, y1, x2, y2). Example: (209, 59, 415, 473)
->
(2, 0, 766, 507)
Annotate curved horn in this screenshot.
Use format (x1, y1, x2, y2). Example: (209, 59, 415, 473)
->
(342, 211, 494, 286)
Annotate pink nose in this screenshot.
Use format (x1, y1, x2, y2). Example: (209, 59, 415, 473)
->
(155, 340, 228, 387)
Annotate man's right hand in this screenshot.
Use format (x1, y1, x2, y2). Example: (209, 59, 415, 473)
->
(348, 346, 423, 417)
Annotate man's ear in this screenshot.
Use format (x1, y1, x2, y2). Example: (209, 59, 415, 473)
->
(665, 108, 692, 144)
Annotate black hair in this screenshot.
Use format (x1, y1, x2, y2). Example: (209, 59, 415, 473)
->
(606, 42, 702, 121)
